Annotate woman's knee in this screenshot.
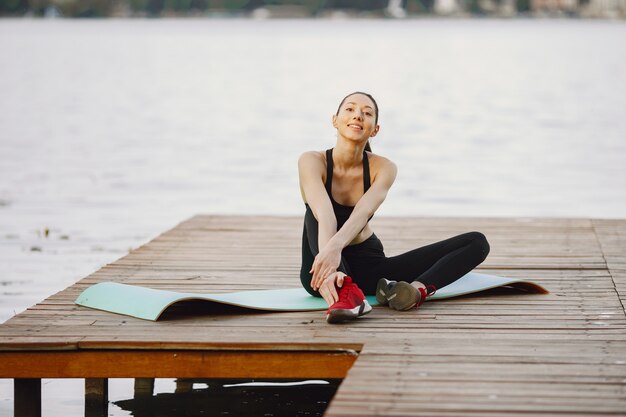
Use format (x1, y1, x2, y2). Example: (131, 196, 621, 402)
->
(467, 231, 490, 261)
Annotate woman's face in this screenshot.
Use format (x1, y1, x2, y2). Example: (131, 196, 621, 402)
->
(332, 94, 379, 141)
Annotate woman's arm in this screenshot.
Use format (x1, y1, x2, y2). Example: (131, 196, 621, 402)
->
(298, 151, 337, 252)
(310, 157, 398, 290)
(331, 157, 397, 249)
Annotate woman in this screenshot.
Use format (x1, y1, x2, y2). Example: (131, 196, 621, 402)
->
(298, 92, 490, 324)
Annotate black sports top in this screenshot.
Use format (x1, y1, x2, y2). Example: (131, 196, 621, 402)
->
(325, 148, 372, 230)
(305, 148, 373, 231)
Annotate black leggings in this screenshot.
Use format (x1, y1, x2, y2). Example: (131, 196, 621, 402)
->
(300, 210, 490, 296)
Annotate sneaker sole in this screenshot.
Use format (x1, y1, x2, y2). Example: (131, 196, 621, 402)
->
(326, 300, 372, 324)
(388, 282, 420, 311)
(376, 278, 392, 306)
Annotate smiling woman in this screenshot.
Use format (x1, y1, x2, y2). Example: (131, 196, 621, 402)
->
(298, 92, 491, 324)
(335, 91, 378, 152)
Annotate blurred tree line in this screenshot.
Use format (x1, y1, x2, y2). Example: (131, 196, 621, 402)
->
(2, 0, 372, 16)
(0, 0, 532, 16)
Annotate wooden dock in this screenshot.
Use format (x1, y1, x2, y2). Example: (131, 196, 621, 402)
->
(1, 215, 625, 416)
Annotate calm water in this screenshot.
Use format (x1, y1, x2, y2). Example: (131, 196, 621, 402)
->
(1, 18, 625, 415)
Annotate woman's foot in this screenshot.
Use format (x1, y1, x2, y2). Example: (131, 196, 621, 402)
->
(326, 276, 372, 324)
(375, 278, 395, 306)
(376, 278, 436, 311)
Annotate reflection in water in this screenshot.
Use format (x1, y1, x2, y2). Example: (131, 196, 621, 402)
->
(114, 379, 341, 417)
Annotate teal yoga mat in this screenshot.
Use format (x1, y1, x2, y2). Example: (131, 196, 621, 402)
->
(75, 272, 547, 321)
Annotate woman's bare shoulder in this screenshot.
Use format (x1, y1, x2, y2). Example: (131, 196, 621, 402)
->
(299, 150, 325, 161)
(298, 150, 326, 171)
(367, 151, 397, 173)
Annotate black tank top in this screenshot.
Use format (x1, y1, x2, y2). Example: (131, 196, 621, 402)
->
(325, 148, 372, 230)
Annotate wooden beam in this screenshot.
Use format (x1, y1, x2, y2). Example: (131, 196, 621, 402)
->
(0, 350, 357, 379)
(14, 379, 41, 417)
(85, 378, 108, 417)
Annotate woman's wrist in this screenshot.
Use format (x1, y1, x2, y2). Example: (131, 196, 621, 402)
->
(326, 236, 345, 253)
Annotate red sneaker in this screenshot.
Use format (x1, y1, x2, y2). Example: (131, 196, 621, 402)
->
(326, 276, 372, 324)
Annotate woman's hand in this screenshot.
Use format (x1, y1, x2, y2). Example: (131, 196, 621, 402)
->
(310, 243, 342, 291)
(318, 272, 347, 306)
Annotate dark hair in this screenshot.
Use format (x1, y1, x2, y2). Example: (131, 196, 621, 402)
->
(335, 91, 379, 152)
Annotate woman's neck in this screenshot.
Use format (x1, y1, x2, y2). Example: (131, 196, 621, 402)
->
(332, 140, 366, 171)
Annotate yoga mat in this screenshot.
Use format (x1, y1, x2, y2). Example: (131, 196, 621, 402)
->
(75, 272, 547, 321)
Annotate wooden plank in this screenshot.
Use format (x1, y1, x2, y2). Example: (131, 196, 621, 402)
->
(593, 219, 626, 317)
(0, 350, 357, 379)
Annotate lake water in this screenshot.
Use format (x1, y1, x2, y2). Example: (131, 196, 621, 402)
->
(0, 18, 625, 415)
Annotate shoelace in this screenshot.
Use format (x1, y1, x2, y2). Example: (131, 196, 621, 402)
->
(338, 282, 358, 302)
(416, 285, 437, 308)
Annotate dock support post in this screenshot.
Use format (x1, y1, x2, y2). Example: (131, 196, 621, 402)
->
(175, 378, 193, 393)
(134, 378, 155, 400)
(85, 378, 108, 417)
(14, 378, 41, 417)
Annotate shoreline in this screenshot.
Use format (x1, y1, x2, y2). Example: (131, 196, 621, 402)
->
(3, 4, 626, 20)
(2, 14, 625, 20)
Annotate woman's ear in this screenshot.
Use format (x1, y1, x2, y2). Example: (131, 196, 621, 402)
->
(370, 124, 380, 138)
(331, 114, 338, 128)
